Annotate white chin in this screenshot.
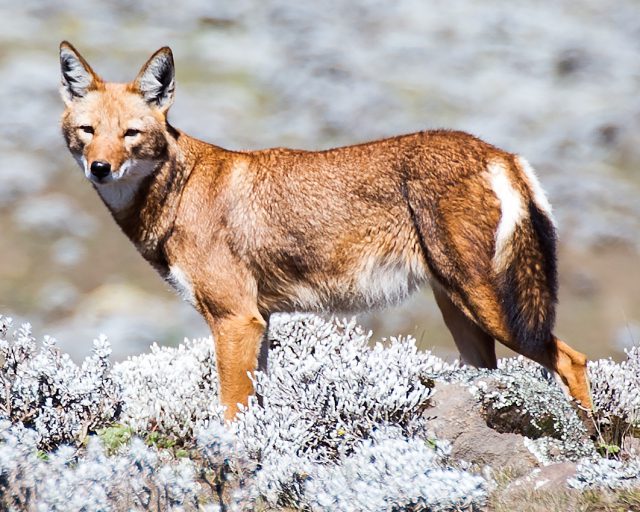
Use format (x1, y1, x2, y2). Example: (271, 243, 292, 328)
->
(86, 172, 115, 185)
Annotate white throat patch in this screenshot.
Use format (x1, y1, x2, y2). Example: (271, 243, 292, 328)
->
(81, 159, 157, 212)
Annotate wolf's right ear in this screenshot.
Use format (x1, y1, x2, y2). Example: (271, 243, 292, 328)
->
(59, 41, 100, 105)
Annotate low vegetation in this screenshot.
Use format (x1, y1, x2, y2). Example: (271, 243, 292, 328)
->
(0, 314, 638, 511)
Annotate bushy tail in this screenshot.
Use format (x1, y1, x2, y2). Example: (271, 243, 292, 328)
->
(497, 200, 558, 357)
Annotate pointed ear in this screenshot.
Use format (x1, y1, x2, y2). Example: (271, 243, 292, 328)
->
(133, 47, 175, 112)
(59, 41, 100, 105)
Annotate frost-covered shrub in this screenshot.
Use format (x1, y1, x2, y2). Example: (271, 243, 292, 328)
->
(589, 347, 640, 433)
(235, 315, 446, 505)
(196, 422, 259, 509)
(250, 315, 440, 452)
(0, 314, 492, 510)
(3, 312, 640, 509)
(0, 419, 202, 511)
(304, 427, 487, 512)
(568, 456, 640, 490)
(114, 338, 223, 440)
(0, 316, 121, 449)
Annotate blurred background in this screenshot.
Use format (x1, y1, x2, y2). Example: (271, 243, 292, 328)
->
(0, 0, 638, 361)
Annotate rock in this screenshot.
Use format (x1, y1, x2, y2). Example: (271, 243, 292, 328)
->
(453, 428, 539, 472)
(427, 382, 539, 473)
(506, 462, 578, 494)
(427, 383, 484, 440)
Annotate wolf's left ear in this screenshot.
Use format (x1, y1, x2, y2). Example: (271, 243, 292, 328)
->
(59, 41, 101, 105)
(134, 47, 175, 112)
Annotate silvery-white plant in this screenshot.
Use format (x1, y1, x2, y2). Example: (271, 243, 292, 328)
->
(114, 337, 224, 439)
(568, 456, 640, 490)
(2, 312, 640, 510)
(0, 419, 202, 511)
(241, 315, 441, 458)
(0, 316, 121, 449)
(234, 315, 447, 506)
(0, 314, 490, 510)
(303, 426, 487, 511)
(588, 346, 640, 428)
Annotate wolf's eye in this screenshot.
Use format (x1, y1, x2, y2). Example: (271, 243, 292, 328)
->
(124, 128, 141, 138)
(79, 125, 94, 135)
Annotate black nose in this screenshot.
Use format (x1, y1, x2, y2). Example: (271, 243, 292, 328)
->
(90, 160, 111, 179)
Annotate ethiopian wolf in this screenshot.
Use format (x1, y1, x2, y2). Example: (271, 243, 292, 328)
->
(58, 42, 591, 420)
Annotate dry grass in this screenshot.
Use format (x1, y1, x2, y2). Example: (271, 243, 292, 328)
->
(488, 474, 640, 512)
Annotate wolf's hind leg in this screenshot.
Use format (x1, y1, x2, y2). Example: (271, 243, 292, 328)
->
(432, 283, 497, 369)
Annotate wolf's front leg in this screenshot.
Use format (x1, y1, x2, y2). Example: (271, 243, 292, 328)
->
(208, 311, 267, 421)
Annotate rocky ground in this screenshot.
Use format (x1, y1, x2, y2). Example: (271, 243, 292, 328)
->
(0, 314, 639, 511)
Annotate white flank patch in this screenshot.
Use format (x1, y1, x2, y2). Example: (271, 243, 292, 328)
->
(488, 161, 525, 271)
(516, 156, 556, 226)
(357, 254, 426, 307)
(167, 265, 196, 305)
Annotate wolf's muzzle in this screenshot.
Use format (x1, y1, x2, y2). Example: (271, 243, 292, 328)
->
(90, 160, 111, 180)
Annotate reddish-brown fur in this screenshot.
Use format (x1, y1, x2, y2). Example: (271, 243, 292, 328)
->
(59, 42, 592, 420)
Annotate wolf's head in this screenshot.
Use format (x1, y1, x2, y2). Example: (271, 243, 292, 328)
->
(59, 42, 175, 193)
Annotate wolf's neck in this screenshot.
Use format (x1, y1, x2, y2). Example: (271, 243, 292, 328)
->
(105, 141, 194, 266)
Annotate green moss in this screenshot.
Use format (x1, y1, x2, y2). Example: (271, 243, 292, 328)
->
(96, 424, 134, 455)
(145, 431, 177, 450)
(596, 441, 621, 458)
